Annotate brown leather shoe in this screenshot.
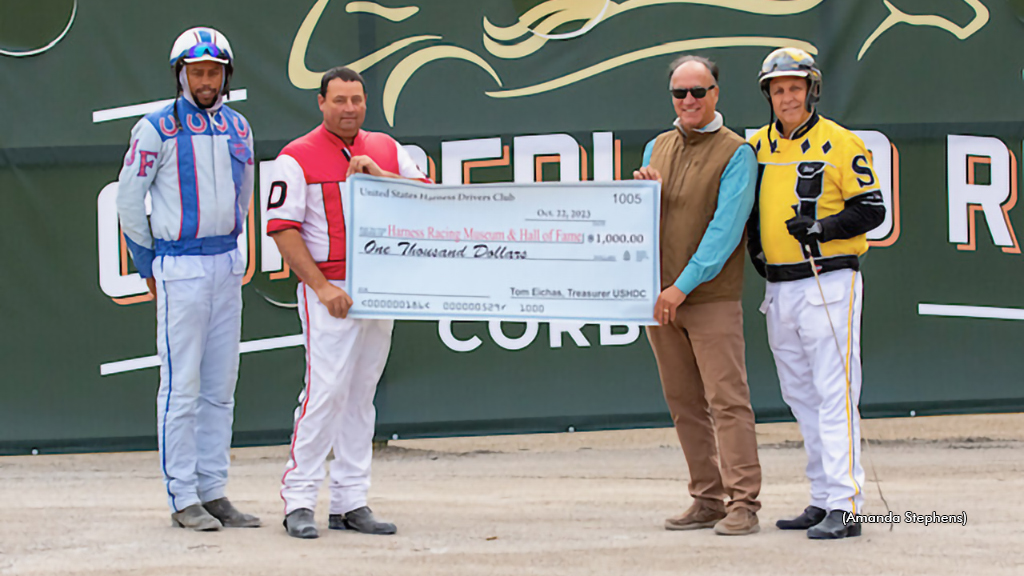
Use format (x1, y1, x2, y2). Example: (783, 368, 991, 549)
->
(713, 507, 760, 536)
(664, 500, 727, 531)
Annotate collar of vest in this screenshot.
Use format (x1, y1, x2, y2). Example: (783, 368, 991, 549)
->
(319, 124, 366, 151)
(774, 111, 820, 141)
(674, 111, 724, 142)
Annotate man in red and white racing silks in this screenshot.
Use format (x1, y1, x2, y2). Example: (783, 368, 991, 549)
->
(266, 66, 431, 539)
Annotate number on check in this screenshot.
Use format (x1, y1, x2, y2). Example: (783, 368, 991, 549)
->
(596, 234, 645, 244)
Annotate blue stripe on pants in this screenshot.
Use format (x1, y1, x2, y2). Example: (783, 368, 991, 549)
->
(161, 277, 178, 511)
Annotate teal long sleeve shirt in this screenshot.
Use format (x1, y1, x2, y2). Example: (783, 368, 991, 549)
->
(642, 139, 757, 295)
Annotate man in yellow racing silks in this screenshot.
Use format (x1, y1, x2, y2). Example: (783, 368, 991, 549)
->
(747, 48, 886, 540)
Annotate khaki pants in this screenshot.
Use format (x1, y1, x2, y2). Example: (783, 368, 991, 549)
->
(646, 300, 761, 512)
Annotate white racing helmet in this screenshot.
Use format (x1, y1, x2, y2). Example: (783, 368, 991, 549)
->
(170, 27, 233, 67)
(169, 27, 234, 107)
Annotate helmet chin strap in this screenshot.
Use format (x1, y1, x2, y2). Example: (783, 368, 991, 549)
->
(178, 67, 227, 111)
(805, 92, 817, 114)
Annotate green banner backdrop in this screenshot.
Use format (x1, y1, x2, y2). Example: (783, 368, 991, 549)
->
(2, 0, 1023, 454)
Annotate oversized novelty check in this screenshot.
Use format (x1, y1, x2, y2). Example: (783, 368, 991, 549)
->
(345, 174, 661, 324)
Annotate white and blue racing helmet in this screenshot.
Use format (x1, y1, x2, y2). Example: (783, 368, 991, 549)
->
(169, 27, 234, 104)
(170, 27, 233, 67)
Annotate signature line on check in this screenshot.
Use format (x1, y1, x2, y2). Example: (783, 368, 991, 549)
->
(363, 291, 490, 299)
(510, 296, 646, 301)
(527, 257, 613, 262)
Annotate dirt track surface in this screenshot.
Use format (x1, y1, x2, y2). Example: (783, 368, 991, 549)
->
(1, 414, 1022, 575)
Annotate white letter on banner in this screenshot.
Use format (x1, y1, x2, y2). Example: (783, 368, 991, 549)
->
(600, 323, 641, 346)
(98, 182, 149, 298)
(593, 132, 614, 182)
(259, 160, 283, 273)
(549, 322, 590, 348)
(402, 144, 430, 178)
(441, 137, 502, 184)
(514, 134, 580, 183)
(856, 131, 893, 241)
(438, 320, 482, 352)
(489, 321, 539, 351)
(948, 135, 1016, 249)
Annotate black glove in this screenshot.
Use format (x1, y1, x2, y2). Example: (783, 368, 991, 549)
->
(785, 215, 824, 246)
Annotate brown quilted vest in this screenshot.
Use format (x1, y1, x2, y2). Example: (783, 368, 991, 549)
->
(648, 124, 747, 304)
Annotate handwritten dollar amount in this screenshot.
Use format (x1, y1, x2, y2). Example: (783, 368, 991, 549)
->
(591, 233, 645, 244)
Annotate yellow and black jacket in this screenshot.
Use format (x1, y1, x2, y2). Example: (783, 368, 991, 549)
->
(747, 113, 886, 282)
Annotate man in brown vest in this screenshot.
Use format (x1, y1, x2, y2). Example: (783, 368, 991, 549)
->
(634, 55, 761, 535)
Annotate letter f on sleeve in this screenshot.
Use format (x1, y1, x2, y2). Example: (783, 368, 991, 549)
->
(115, 119, 162, 278)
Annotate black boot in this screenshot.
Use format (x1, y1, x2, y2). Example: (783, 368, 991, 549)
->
(284, 508, 319, 539)
(776, 506, 827, 530)
(329, 506, 397, 535)
(807, 509, 862, 540)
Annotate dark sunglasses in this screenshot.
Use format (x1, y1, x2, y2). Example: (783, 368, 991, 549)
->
(670, 85, 716, 99)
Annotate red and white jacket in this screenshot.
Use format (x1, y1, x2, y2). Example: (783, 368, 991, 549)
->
(266, 125, 430, 280)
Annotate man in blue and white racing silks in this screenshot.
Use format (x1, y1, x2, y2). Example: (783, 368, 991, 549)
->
(115, 26, 259, 531)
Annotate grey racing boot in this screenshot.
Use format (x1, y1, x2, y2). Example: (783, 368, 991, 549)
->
(776, 506, 827, 530)
(329, 506, 397, 535)
(807, 510, 862, 540)
(284, 508, 319, 539)
(203, 497, 262, 528)
(171, 504, 223, 531)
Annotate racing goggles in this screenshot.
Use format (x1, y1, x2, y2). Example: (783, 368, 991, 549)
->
(179, 43, 231, 65)
(670, 85, 716, 100)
